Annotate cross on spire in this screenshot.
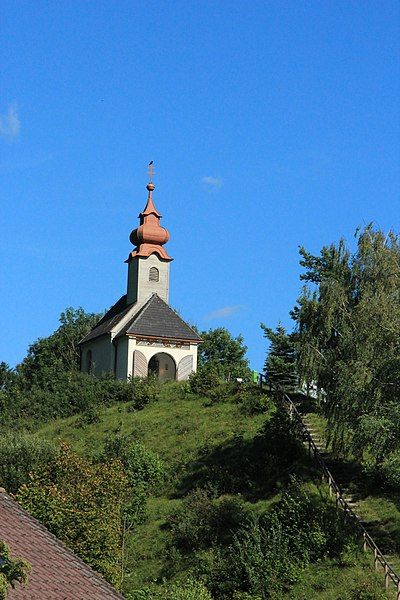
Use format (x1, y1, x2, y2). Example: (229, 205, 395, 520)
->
(148, 161, 155, 182)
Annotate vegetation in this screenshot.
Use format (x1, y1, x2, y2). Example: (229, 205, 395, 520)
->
(0, 540, 30, 599)
(197, 328, 251, 380)
(292, 226, 400, 489)
(1, 225, 399, 598)
(261, 324, 298, 392)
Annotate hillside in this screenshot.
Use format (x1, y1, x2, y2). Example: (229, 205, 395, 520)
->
(35, 383, 394, 599)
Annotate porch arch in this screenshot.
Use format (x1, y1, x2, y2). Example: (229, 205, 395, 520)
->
(148, 352, 176, 382)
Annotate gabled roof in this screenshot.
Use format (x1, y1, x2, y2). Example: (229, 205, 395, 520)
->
(118, 294, 201, 342)
(80, 295, 131, 344)
(0, 489, 125, 600)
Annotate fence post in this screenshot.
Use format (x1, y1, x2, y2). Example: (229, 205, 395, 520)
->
(384, 563, 389, 589)
(374, 548, 378, 571)
(363, 531, 367, 552)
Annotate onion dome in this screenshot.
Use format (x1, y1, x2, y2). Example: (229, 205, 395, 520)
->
(127, 183, 172, 262)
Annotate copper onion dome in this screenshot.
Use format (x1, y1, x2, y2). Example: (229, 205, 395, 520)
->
(127, 182, 172, 262)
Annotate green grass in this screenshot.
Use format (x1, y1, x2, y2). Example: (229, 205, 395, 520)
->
(36, 386, 399, 598)
(289, 557, 393, 599)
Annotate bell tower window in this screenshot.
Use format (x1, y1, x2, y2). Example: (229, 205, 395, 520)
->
(149, 267, 159, 282)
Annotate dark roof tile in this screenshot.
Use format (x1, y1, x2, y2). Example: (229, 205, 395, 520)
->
(80, 295, 131, 344)
(121, 294, 201, 342)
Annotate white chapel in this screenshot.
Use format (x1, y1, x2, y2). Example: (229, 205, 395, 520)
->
(79, 175, 201, 382)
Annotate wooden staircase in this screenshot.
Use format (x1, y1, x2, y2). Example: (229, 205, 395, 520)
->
(302, 412, 400, 595)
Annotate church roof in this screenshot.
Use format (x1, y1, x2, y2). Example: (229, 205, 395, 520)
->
(0, 489, 124, 600)
(80, 295, 131, 344)
(118, 294, 201, 342)
(80, 294, 200, 345)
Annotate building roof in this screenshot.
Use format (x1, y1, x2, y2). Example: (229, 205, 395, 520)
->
(119, 294, 201, 342)
(80, 295, 131, 344)
(0, 489, 125, 600)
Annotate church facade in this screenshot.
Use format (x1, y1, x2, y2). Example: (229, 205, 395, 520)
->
(79, 179, 201, 381)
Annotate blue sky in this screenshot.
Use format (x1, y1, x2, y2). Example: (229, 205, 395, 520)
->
(1, 0, 399, 371)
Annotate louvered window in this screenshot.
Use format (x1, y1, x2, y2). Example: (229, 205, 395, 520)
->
(149, 267, 159, 282)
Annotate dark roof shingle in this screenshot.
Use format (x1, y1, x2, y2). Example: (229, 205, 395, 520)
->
(80, 295, 131, 344)
(0, 490, 125, 600)
(120, 294, 201, 342)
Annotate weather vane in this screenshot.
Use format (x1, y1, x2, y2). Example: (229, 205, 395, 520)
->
(148, 161, 155, 183)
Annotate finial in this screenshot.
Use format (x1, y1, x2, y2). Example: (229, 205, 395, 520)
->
(148, 161, 155, 182)
(147, 161, 155, 192)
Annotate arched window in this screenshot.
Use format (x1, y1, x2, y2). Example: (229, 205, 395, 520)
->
(86, 350, 92, 374)
(149, 267, 159, 282)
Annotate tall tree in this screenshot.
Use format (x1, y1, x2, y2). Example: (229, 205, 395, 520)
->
(293, 225, 400, 459)
(261, 324, 298, 392)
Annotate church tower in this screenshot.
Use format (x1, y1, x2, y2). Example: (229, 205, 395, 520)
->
(79, 165, 201, 382)
(126, 181, 172, 305)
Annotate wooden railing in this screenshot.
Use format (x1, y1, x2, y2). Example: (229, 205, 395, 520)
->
(259, 376, 400, 599)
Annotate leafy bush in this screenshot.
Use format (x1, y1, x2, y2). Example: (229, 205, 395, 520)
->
(168, 489, 249, 551)
(381, 449, 400, 491)
(127, 580, 212, 600)
(128, 376, 161, 410)
(188, 366, 221, 397)
(205, 479, 354, 599)
(0, 540, 30, 600)
(103, 435, 164, 491)
(16, 444, 129, 586)
(162, 578, 212, 600)
(0, 432, 57, 493)
(234, 386, 270, 415)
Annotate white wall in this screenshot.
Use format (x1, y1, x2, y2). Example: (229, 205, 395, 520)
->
(127, 337, 198, 380)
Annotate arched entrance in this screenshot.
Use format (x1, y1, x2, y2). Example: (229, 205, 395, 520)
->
(148, 352, 176, 382)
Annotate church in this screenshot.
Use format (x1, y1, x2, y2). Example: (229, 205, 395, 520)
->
(79, 172, 201, 382)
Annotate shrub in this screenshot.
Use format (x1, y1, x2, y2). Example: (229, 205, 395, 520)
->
(234, 386, 270, 415)
(104, 435, 164, 490)
(16, 444, 129, 586)
(0, 432, 57, 494)
(162, 578, 212, 600)
(381, 449, 400, 491)
(204, 479, 354, 599)
(168, 489, 249, 552)
(127, 376, 161, 411)
(188, 367, 221, 397)
(0, 540, 30, 599)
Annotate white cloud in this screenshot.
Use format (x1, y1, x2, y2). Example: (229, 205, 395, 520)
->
(202, 175, 222, 190)
(0, 104, 20, 139)
(204, 305, 243, 320)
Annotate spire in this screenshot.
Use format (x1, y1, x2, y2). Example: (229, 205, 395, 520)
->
(127, 168, 172, 262)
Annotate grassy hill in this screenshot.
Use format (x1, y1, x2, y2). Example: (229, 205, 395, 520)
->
(34, 382, 394, 599)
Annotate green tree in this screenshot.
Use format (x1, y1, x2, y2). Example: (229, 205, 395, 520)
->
(198, 328, 250, 380)
(17, 307, 101, 389)
(0, 541, 30, 599)
(0, 363, 17, 394)
(293, 226, 400, 462)
(261, 324, 298, 392)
